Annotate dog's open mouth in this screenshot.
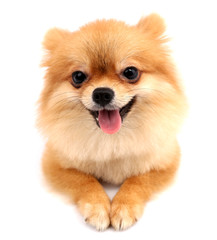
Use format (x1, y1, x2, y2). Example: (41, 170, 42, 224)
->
(89, 97, 136, 134)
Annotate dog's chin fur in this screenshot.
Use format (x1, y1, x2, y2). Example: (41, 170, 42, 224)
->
(37, 15, 187, 185)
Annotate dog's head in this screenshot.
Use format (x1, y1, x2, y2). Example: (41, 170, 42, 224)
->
(38, 14, 186, 160)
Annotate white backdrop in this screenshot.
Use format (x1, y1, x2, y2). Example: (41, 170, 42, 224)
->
(0, 0, 216, 239)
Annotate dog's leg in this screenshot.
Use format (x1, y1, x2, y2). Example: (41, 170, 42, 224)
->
(42, 146, 110, 231)
(110, 158, 179, 230)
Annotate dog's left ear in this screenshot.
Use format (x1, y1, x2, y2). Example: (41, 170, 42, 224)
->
(137, 14, 166, 39)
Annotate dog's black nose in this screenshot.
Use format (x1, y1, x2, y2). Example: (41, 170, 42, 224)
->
(92, 87, 114, 107)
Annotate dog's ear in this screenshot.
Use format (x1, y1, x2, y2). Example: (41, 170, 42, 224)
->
(137, 14, 166, 39)
(42, 28, 70, 52)
(41, 28, 70, 67)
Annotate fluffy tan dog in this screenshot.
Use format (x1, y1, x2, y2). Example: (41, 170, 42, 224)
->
(37, 14, 187, 231)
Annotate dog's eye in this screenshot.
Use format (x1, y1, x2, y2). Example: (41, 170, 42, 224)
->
(72, 71, 87, 87)
(122, 67, 139, 82)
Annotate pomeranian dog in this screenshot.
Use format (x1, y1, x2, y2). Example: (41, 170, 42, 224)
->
(37, 14, 187, 231)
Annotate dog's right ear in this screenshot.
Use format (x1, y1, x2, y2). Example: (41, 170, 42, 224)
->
(41, 28, 70, 67)
(137, 14, 166, 40)
(42, 28, 69, 52)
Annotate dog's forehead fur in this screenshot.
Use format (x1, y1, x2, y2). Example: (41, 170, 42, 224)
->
(74, 20, 142, 73)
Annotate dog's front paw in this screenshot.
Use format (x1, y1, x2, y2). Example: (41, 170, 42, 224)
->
(110, 199, 144, 230)
(78, 198, 111, 231)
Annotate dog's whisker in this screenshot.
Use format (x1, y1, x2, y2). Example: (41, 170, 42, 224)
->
(126, 87, 166, 95)
(51, 104, 93, 123)
(47, 97, 80, 110)
(50, 92, 80, 99)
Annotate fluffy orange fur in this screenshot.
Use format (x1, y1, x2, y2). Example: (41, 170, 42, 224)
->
(37, 14, 187, 230)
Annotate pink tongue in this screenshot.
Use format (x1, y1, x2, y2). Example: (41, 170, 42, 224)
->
(98, 109, 121, 134)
